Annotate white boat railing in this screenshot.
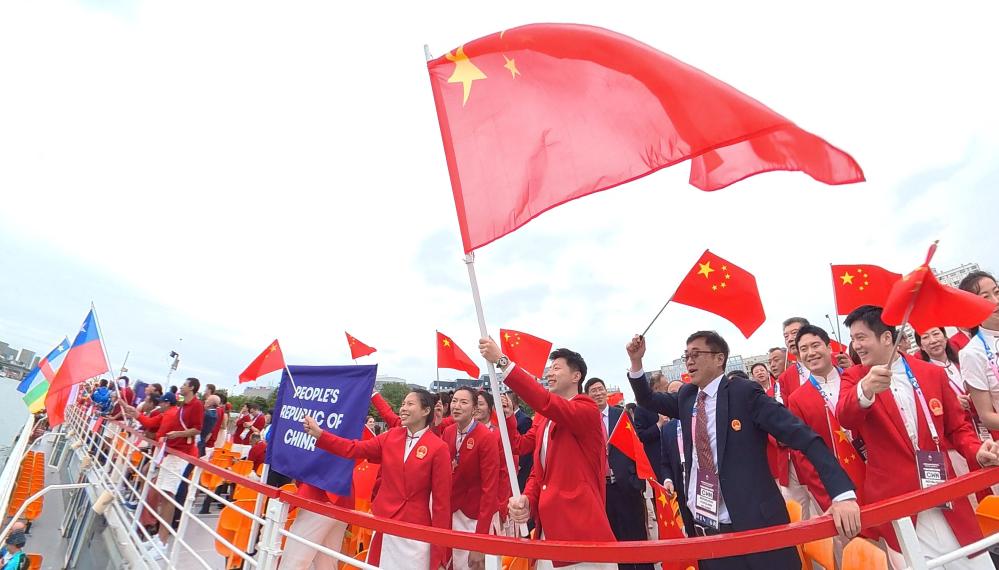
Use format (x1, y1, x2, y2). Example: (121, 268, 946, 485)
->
(40, 403, 999, 569)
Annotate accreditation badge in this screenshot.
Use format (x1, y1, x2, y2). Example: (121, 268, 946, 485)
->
(694, 470, 721, 530)
(915, 449, 951, 510)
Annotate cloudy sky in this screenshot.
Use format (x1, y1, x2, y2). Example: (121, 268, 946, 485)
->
(2, 1, 997, 397)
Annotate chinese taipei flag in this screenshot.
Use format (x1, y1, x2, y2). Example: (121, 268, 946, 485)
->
(46, 310, 109, 426)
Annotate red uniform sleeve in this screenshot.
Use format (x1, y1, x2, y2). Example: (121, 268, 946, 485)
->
(137, 413, 162, 432)
(475, 431, 500, 534)
(786, 395, 831, 510)
(316, 430, 385, 464)
(503, 365, 598, 437)
(371, 393, 402, 428)
(430, 443, 453, 570)
(836, 366, 871, 433)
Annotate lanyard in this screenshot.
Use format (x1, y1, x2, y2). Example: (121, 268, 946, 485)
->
(676, 422, 685, 466)
(454, 420, 477, 465)
(802, 367, 837, 415)
(900, 358, 941, 451)
(978, 331, 999, 381)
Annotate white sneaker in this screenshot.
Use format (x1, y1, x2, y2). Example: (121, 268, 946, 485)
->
(144, 538, 167, 560)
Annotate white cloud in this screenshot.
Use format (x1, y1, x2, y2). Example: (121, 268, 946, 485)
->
(1, 1, 997, 398)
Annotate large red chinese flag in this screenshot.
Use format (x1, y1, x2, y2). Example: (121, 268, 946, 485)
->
(831, 264, 902, 315)
(607, 412, 656, 481)
(499, 329, 552, 378)
(427, 24, 864, 252)
(671, 250, 765, 338)
(345, 332, 376, 359)
(239, 340, 286, 384)
(883, 264, 995, 333)
(436, 331, 480, 379)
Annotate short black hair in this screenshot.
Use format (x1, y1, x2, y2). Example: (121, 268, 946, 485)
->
(583, 377, 606, 393)
(168, 385, 179, 394)
(118, 375, 130, 385)
(184, 377, 201, 394)
(795, 325, 831, 349)
(409, 388, 436, 429)
(727, 370, 749, 381)
(247, 401, 260, 411)
(750, 362, 770, 374)
(844, 305, 898, 343)
(99, 379, 108, 388)
(686, 331, 730, 367)
(782, 317, 810, 329)
(549, 348, 587, 394)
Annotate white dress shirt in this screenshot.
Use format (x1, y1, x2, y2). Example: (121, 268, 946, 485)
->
(404, 426, 429, 461)
(858, 359, 920, 449)
(812, 367, 842, 407)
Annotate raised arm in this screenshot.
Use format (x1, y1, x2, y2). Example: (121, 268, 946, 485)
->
(305, 415, 385, 463)
(371, 392, 402, 428)
(626, 335, 680, 418)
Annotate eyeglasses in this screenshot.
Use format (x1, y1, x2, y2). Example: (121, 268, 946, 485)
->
(682, 350, 722, 362)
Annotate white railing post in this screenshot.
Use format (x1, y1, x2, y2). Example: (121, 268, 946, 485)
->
(892, 516, 930, 570)
(256, 496, 290, 570)
(169, 465, 203, 567)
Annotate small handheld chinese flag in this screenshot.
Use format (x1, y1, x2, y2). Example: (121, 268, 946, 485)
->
(671, 250, 765, 338)
(607, 412, 656, 481)
(437, 331, 481, 379)
(500, 329, 552, 378)
(607, 392, 625, 407)
(831, 264, 902, 315)
(345, 332, 377, 359)
(882, 243, 996, 332)
(830, 339, 849, 356)
(827, 414, 866, 492)
(649, 479, 687, 541)
(239, 340, 286, 384)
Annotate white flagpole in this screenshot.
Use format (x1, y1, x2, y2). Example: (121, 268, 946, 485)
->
(425, 42, 525, 537)
(89, 302, 122, 398)
(464, 253, 528, 537)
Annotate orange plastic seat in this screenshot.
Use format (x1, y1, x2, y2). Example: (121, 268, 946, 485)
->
(977, 495, 999, 536)
(26, 554, 41, 570)
(230, 460, 253, 477)
(232, 485, 257, 501)
(842, 537, 888, 570)
(801, 536, 835, 570)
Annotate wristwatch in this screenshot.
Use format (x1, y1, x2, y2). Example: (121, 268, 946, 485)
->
(496, 355, 510, 368)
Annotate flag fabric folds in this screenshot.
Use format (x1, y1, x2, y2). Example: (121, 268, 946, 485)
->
(607, 412, 656, 481)
(345, 332, 377, 359)
(831, 264, 902, 315)
(427, 23, 864, 252)
(499, 329, 552, 378)
(45, 310, 109, 426)
(671, 250, 766, 338)
(436, 331, 480, 379)
(883, 267, 996, 333)
(239, 340, 287, 384)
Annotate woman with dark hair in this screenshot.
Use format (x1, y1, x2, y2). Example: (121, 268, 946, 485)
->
(303, 389, 451, 570)
(917, 327, 978, 477)
(959, 271, 999, 434)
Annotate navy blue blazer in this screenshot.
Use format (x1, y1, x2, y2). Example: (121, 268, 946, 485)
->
(514, 409, 533, 491)
(630, 374, 854, 569)
(660, 418, 694, 532)
(632, 404, 667, 482)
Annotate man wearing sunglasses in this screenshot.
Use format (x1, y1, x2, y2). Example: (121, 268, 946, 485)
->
(626, 331, 861, 570)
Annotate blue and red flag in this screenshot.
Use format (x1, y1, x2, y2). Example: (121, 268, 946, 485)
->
(45, 310, 109, 426)
(18, 337, 70, 394)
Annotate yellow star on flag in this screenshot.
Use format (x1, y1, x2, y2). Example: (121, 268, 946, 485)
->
(840, 272, 854, 285)
(503, 55, 520, 78)
(269, 343, 278, 352)
(657, 493, 668, 508)
(697, 261, 715, 279)
(442, 338, 451, 348)
(446, 46, 487, 105)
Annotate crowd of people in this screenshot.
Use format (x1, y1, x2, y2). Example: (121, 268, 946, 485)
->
(24, 270, 999, 570)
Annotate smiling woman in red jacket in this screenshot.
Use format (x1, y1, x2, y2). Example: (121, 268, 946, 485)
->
(303, 388, 451, 570)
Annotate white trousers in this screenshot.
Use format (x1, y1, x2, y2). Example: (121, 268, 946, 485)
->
(780, 464, 818, 519)
(885, 509, 995, 570)
(373, 532, 430, 570)
(452, 510, 478, 570)
(279, 510, 348, 570)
